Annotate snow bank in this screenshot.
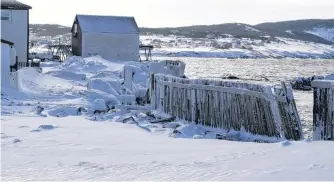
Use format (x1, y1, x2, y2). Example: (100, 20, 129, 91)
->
(46, 70, 87, 81)
(15, 67, 76, 96)
(87, 78, 119, 96)
(92, 99, 107, 111)
(3, 115, 334, 180)
(59, 56, 125, 73)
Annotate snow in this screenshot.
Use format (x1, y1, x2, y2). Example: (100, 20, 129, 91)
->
(2, 115, 334, 180)
(245, 25, 261, 32)
(87, 78, 119, 96)
(140, 35, 334, 58)
(76, 15, 139, 34)
(58, 56, 125, 75)
(325, 74, 334, 80)
(92, 99, 107, 111)
(305, 27, 334, 43)
(2, 53, 334, 180)
(285, 30, 294, 35)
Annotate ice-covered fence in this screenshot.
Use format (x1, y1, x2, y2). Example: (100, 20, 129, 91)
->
(273, 82, 303, 140)
(123, 65, 133, 91)
(311, 80, 334, 140)
(150, 74, 303, 140)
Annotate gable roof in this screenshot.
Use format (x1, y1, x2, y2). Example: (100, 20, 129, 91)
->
(75, 15, 139, 34)
(1, 0, 32, 10)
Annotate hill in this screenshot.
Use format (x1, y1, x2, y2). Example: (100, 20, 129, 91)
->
(30, 19, 334, 44)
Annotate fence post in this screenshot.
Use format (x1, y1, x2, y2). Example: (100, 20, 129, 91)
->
(311, 80, 334, 140)
(276, 82, 303, 140)
(265, 86, 284, 138)
(124, 66, 133, 91)
(150, 73, 156, 109)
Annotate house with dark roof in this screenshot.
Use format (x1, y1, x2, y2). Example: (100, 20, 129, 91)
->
(1, 0, 31, 66)
(71, 14, 140, 61)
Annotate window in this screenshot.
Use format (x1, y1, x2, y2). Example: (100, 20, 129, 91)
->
(73, 23, 78, 37)
(1, 10, 12, 23)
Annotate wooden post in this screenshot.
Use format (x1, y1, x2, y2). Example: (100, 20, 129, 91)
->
(311, 80, 334, 140)
(275, 82, 303, 140)
(150, 74, 156, 108)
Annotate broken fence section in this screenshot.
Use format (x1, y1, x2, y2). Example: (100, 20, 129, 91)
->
(150, 74, 303, 140)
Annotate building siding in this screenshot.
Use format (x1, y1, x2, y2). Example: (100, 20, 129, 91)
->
(82, 32, 139, 61)
(1, 42, 11, 86)
(1, 9, 28, 63)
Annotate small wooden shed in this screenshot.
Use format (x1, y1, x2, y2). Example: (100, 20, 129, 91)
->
(71, 14, 140, 61)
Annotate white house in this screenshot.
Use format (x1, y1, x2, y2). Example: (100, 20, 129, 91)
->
(1, 39, 13, 87)
(1, 0, 31, 66)
(71, 15, 140, 62)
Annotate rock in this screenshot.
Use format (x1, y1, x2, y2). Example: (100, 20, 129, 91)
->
(77, 107, 87, 114)
(38, 125, 55, 130)
(36, 106, 44, 115)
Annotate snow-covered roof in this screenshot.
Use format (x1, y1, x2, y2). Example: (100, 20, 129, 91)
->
(75, 15, 139, 34)
(1, 0, 32, 10)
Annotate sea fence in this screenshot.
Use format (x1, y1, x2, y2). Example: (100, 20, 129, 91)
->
(150, 74, 303, 140)
(312, 80, 334, 140)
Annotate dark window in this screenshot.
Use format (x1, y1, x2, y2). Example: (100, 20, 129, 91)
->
(1, 10, 11, 23)
(73, 24, 78, 37)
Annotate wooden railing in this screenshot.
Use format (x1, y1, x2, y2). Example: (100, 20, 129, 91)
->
(311, 80, 334, 140)
(150, 74, 303, 140)
(10, 56, 26, 72)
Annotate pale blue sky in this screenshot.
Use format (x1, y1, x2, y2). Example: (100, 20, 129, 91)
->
(21, 0, 334, 27)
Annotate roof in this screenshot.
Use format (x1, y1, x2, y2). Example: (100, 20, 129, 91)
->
(1, 0, 32, 10)
(75, 15, 139, 34)
(1, 39, 14, 45)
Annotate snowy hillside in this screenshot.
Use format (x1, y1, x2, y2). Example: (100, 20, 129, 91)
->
(29, 19, 334, 59)
(2, 56, 334, 180)
(140, 35, 334, 59)
(305, 27, 334, 43)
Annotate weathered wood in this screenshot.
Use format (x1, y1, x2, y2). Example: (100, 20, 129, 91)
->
(149, 116, 176, 124)
(151, 74, 303, 140)
(312, 80, 334, 140)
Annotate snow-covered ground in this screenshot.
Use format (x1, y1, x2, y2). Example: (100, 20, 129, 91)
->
(2, 55, 334, 180)
(3, 115, 334, 181)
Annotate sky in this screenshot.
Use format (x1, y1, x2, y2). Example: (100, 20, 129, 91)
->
(21, 0, 334, 28)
